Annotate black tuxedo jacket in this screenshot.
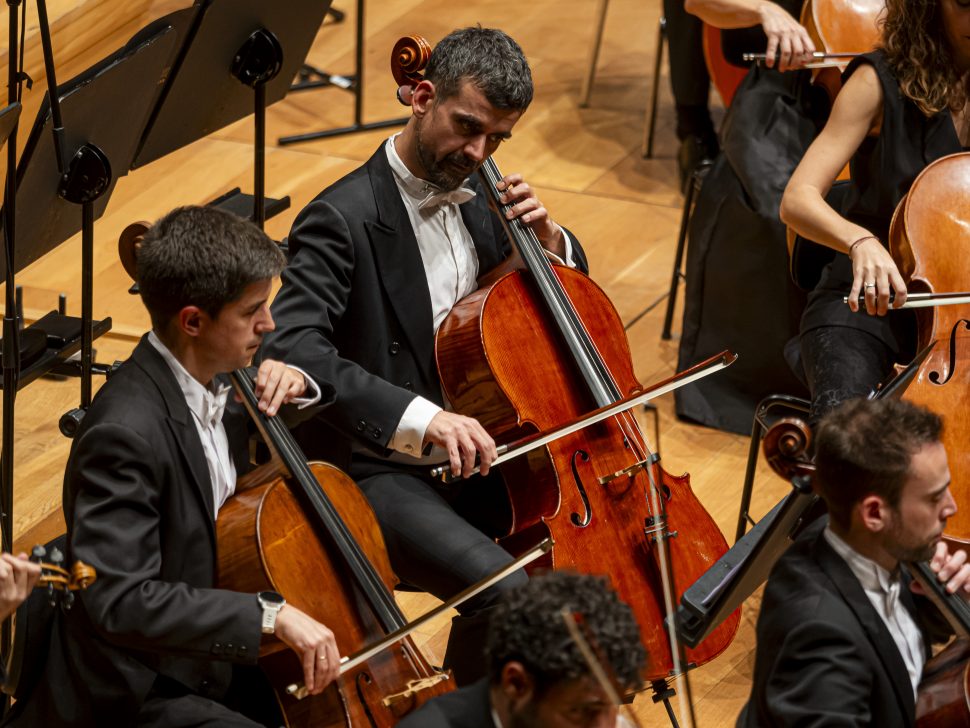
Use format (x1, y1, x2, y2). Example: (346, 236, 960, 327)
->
(6, 338, 275, 726)
(262, 144, 587, 475)
(738, 518, 946, 728)
(396, 678, 494, 728)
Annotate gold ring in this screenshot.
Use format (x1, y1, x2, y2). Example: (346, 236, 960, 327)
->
(319, 655, 328, 662)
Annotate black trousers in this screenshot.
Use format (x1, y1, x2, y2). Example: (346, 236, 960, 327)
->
(663, 0, 712, 137)
(800, 325, 896, 423)
(356, 470, 528, 686)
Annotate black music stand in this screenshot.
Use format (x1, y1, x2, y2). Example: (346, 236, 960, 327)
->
(131, 0, 332, 228)
(278, 0, 409, 145)
(674, 344, 933, 647)
(3, 15, 185, 431)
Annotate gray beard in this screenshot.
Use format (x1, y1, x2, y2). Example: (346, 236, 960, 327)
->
(414, 126, 474, 191)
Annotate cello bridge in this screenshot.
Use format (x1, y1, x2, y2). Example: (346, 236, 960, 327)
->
(382, 673, 453, 710)
(598, 458, 649, 486)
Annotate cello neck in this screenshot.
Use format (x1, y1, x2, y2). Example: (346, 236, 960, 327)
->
(477, 157, 620, 408)
(908, 560, 970, 638)
(230, 370, 408, 633)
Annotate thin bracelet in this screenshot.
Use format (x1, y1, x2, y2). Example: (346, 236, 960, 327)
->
(848, 235, 877, 258)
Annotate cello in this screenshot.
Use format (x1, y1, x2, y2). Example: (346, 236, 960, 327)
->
(391, 37, 740, 692)
(887, 152, 970, 549)
(216, 370, 456, 725)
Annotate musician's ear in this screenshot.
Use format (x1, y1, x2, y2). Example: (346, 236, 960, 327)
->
(858, 494, 889, 534)
(177, 305, 206, 339)
(410, 79, 436, 117)
(498, 660, 536, 706)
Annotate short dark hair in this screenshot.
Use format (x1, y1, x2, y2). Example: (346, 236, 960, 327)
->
(814, 398, 943, 529)
(425, 27, 533, 111)
(136, 205, 285, 331)
(487, 571, 645, 696)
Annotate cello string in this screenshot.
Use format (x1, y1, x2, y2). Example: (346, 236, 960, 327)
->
(233, 371, 409, 632)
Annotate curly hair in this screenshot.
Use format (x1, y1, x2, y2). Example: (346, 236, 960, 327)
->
(814, 398, 943, 530)
(486, 571, 645, 696)
(882, 0, 967, 115)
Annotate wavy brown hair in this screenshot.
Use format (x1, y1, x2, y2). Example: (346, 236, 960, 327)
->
(881, 0, 967, 115)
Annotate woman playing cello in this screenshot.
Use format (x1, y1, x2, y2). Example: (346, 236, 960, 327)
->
(781, 0, 969, 421)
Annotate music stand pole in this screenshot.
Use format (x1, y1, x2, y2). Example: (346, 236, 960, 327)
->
(230, 28, 283, 230)
(1, 0, 23, 714)
(278, 0, 408, 145)
(2, 0, 21, 558)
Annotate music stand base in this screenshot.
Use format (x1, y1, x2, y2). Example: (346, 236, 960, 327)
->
(207, 187, 290, 223)
(278, 116, 408, 145)
(0, 312, 112, 391)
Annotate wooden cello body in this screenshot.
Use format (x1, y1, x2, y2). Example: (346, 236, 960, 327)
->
(216, 375, 455, 726)
(801, 0, 885, 100)
(889, 153, 970, 547)
(437, 250, 740, 681)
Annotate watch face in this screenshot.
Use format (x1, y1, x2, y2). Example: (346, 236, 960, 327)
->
(258, 591, 285, 606)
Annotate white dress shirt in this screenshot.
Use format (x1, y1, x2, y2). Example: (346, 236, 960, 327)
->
(382, 134, 578, 461)
(148, 332, 320, 518)
(823, 526, 925, 697)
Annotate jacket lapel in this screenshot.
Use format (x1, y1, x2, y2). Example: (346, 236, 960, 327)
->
(364, 147, 436, 384)
(460, 178, 505, 273)
(814, 532, 916, 724)
(130, 337, 216, 539)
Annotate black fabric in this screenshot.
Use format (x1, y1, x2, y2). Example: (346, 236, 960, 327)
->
(663, 0, 711, 121)
(134, 675, 266, 728)
(261, 144, 585, 685)
(355, 470, 527, 683)
(675, 65, 825, 433)
(1, 338, 288, 727)
(799, 325, 896, 423)
(738, 518, 947, 728)
(799, 50, 961, 417)
(396, 678, 493, 728)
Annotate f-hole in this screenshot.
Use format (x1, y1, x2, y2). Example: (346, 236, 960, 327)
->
(355, 671, 379, 727)
(570, 450, 592, 527)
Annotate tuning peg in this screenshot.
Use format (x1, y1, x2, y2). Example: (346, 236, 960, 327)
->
(31, 545, 46, 562)
(61, 590, 75, 611)
(49, 547, 64, 566)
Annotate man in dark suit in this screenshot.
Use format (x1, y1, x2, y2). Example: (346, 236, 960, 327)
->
(261, 27, 587, 684)
(397, 571, 645, 728)
(739, 397, 970, 727)
(4, 206, 340, 727)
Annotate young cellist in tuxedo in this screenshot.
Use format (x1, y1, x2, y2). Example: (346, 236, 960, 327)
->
(4, 206, 339, 727)
(740, 397, 970, 726)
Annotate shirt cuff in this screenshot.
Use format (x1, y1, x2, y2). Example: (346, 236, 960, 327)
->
(287, 365, 322, 409)
(544, 226, 578, 268)
(388, 396, 442, 456)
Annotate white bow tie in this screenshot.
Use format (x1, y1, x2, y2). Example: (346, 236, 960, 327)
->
(417, 185, 476, 211)
(202, 385, 231, 430)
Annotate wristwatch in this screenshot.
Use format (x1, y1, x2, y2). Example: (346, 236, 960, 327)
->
(257, 591, 286, 634)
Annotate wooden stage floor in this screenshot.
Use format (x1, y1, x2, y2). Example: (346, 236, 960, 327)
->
(2, 1, 793, 724)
